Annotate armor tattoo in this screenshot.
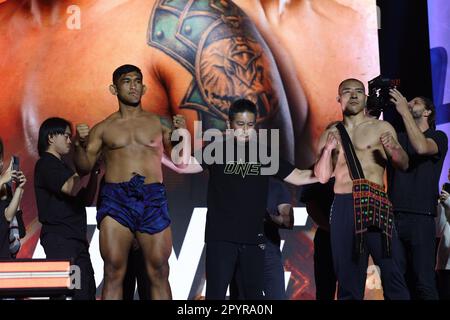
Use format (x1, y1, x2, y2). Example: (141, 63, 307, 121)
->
(148, 0, 279, 131)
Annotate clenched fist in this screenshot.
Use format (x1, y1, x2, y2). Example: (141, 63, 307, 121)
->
(325, 130, 340, 152)
(380, 131, 401, 155)
(75, 124, 90, 147)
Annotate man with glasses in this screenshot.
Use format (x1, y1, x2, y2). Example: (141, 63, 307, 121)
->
(34, 117, 96, 300)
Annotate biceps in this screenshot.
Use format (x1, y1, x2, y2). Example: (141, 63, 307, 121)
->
(85, 139, 102, 164)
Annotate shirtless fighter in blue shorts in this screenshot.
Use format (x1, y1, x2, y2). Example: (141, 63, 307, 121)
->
(74, 64, 188, 300)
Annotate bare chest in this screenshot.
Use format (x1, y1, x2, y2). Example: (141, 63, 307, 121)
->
(348, 126, 383, 154)
(103, 118, 163, 150)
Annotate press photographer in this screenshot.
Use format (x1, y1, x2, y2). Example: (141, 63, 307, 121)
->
(387, 88, 448, 299)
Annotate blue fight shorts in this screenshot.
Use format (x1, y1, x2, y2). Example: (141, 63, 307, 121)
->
(96, 174, 171, 234)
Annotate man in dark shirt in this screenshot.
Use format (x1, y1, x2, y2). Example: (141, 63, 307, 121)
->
(186, 99, 317, 299)
(388, 90, 449, 300)
(34, 117, 96, 300)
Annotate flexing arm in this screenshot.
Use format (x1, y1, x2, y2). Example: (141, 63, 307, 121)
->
(390, 89, 438, 155)
(314, 128, 339, 183)
(380, 122, 409, 171)
(74, 123, 103, 175)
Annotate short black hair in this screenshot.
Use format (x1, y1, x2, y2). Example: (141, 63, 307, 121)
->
(112, 64, 143, 86)
(38, 117, 72, 157)
(338, 78, 365, 95)
(418, 96, 436, 130)
(228, 99, 258, 121)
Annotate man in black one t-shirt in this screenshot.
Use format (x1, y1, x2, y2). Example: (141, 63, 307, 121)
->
(388, 90, 449, 300)
(34, 117, 96, 300)
(188, 99, 317, 300)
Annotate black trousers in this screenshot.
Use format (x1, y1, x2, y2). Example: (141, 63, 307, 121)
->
(313, 228, 337, 300)
(206, 241, 264, 300)
(41, 233, 96, 300)
(395, 212, 439, 300)
(330, 194, 410, 300)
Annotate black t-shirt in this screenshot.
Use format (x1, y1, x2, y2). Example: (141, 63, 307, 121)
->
(0, 200, 10, 259)
(388, 129, 448, 216)
(199, 137, 295, 244)
(34, 153, 87, 241)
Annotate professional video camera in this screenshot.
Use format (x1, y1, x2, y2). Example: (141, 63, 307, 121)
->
(366, 75, 401, 118)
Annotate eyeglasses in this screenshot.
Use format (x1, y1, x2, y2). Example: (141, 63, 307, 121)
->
(61, 133, 72, 140)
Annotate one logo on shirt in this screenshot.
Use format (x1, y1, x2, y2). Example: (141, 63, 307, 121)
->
(224, 160, 261, 178)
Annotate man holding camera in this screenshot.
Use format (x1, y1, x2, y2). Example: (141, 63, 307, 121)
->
(388, 89, 448, 300)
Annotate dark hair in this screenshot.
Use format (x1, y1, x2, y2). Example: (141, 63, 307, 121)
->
(112, 64, 143, 86)
(0, 138, 3, 157)
(228, 99, 258, 121)
(38, 117, 72, 157)
(338, 78, 365, 95)
(418, 96, 436, 129)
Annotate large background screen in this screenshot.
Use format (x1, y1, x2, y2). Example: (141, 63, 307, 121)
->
(0, 0, 388, 299)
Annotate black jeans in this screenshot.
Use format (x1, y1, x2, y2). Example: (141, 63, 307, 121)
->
(206, 241, 264, 300)
(41, 233, 96, 300)
(395, 212, 439, 300)
(263, 239, 286, 300)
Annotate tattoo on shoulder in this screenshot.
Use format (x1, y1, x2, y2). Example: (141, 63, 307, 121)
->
(147, 0, 279, 131)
